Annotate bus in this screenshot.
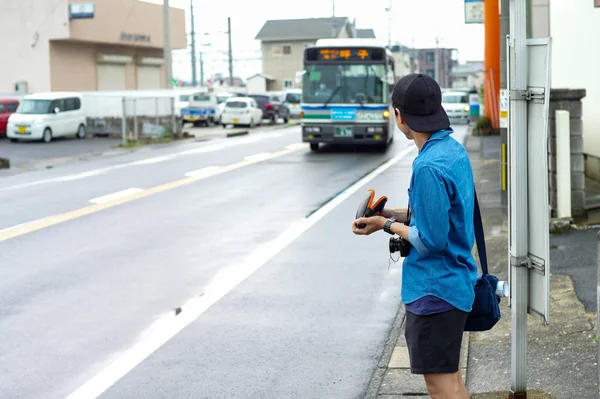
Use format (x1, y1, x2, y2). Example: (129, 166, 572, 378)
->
(300, 39, 396, 152)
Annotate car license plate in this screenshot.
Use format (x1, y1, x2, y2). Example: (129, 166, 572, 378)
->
(233, 118, 239, 123)
(334, 127, 353, 137)
(17, 126, 27, 134)
(292, 104, 297, 108)
(188, 116, 196, 121)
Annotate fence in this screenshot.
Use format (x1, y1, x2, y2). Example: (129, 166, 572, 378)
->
(83, 94, 180, 144)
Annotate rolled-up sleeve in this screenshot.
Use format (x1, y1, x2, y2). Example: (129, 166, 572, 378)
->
(408, 166, 451, 255)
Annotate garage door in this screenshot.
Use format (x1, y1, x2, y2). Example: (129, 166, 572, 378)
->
(136, 66, 161, 89)
(97, 64, 126, 91)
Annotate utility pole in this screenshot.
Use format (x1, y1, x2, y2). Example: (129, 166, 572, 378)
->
(162, 0, 173, 88)
(190, 0, 197, 86)
(500, 0, 509, 217)
(434, 36, 440, 83)
(508, 0, 529, 396)
(199, 51, 204, 87)
(227, 17, 233, 87)
(387, 0, 392, 49)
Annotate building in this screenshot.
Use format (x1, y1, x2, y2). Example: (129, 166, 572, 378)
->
(451, 61, 484, 91)
(0, 0, 186, 94)
(538, 0, 600, 183)
(417, 48, 458, 88)
(254, 17, 371, 91)
(390, 44, 419, 79)
(246, 73, 274, 93)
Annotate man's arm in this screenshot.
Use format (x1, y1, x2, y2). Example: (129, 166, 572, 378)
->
(380, 208, 409, 223)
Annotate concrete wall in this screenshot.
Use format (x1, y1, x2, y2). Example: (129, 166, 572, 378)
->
(550, 0, 600, 164)
(548, 89, 587, 218)
(261, 41, 312, 91)
(0, 0, 71, 93)
(49, 41, 164, 91)
(67, 0, 186, 50)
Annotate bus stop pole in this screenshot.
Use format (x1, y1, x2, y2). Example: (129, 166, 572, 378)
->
(509, 0, 529, 397)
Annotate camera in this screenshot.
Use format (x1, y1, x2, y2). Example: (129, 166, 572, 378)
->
(389, 236, 411, 257)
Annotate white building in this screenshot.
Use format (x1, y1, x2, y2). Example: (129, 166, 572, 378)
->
(533, 0, 600, 180)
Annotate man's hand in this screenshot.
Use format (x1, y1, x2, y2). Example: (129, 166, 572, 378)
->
(352, 216, 386, 235)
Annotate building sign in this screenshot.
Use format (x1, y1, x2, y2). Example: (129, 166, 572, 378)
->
(69, 3, 95, 19)
(465, 0, 484, 24)
(120, 33, 151, 42)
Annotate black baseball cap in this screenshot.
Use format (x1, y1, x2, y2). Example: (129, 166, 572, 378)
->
(391, 73, 450, 133)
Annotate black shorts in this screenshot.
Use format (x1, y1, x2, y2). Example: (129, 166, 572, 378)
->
(404, 308, 468, 374)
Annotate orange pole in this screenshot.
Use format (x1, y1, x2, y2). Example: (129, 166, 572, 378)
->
(484, 0, 500, 129)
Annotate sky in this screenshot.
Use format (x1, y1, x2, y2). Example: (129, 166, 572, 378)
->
(141, 0, 485, 83)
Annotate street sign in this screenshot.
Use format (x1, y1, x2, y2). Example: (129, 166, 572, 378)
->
(525, 38, 552, 323)
(507, 37, 552, 324)
(499, 89, 509, 128)
(464, 0, 484, 24)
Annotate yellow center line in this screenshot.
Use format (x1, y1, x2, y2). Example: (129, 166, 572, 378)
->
(0, 145, 308, 243)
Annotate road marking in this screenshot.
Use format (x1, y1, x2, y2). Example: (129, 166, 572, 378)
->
(63, 143, 417, 399)
(0, 145, 307, 243)
(244, 152, 271, 162)
(184, 166, 222, 177)
(89, 188, 144, 204)
(0, 134, 272, 192)
(286, 143, 310, 150)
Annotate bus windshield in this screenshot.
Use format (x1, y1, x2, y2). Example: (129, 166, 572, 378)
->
(302, 64, 387, 105)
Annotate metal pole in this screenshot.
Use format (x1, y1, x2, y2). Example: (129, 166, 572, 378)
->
(155, 97, 159, 127)
(171, 97, 176, 137)
(190, 0, 197, 86)
(163, 0, 173, 88)
(597, 230, 600, 399)
(556, 110, 572, 219)
(133, 98, 138, 141)
(227, 17, 233, 87)
(434, 37, 439, 83)
(500, 0, 510, 219)
(387, 0, 392, 49)
(509, 0, 529, 397)
(121, 97, 126, 146)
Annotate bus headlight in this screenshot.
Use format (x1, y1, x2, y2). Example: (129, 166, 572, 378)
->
(382, 110, 390, 119)
(367, 127, 384, 133)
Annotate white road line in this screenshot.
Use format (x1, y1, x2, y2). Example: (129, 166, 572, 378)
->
(126, 156, 174, 166)
(55, 169, 110, 182)
(184, 166, 222, 177)
(63, 143, 417, 399)
(244, 152, 271, 162)
(89, 188, 144, 204)
(286, 143, 309, 150)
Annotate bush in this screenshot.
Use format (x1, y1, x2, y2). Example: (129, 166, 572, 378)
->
(475, 115, 492, 129)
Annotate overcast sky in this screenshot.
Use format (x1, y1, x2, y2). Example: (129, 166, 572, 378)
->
(141, 0, 485, 82)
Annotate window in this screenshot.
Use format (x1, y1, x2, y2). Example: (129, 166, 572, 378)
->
(6, 103, 18, 112)
(426, 52, 434, 64)
(302, 64, 387, 104)
(16, 99, 53, 114)
(0, 104, 4, 113)
(426, 69, 435, 78)
(273, 45, 292, 56)
(65, 98, 76, 111)
(284, 80, 293, 88)
(283, 45, 292, 55)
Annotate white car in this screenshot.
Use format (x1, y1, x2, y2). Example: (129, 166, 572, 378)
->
(441, 91, 471, 124)
(220, 97, 263, 128)
(7, 92, 87, 143)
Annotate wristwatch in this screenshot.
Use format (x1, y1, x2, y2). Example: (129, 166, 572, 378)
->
(383, 218, 397, 235)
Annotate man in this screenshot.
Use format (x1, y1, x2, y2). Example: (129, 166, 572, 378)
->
(352, 73, 477, 399)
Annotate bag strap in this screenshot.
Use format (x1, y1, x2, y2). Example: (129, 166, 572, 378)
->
(474, 189, 489, 275)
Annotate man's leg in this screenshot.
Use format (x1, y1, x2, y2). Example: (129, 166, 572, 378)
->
(424, 371, 469, 399)
(405, 309, 470, 399)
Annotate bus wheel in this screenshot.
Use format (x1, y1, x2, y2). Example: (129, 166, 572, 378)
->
(310, 143, 319, 152)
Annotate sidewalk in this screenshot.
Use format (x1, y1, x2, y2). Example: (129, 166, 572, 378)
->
(365, 134, 599, 399)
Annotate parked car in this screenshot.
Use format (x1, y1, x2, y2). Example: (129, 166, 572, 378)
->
(441, 91, 470, 124)
(281, 89, 302, 118)
(220, 97, 263, 128)
(248, 93, 290, 124)
(0, 98, 20, 137)
(215, 92, 235, 123)
(7, 92, 87, 143)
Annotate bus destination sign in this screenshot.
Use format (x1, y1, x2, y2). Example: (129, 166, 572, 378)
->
(318, 48, 373, 61)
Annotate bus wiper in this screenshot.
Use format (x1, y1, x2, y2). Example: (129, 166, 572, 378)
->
(323, 86, 342, 108)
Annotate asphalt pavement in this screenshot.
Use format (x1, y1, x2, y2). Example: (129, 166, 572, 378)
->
(0, 124, 468, 399)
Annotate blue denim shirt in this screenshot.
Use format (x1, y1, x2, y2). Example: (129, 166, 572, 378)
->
(402, 128, 478, 313)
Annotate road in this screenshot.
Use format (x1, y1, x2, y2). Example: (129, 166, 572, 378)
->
(0, 124, 468, 399)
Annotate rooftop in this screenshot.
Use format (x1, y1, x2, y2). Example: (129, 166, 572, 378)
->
(255, 17, 351, 42)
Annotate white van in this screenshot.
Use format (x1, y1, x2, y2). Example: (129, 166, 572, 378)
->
(7, 92, 87, 143)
